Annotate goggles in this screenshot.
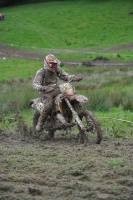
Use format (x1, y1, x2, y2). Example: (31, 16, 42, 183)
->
(49, 62, 58, 68)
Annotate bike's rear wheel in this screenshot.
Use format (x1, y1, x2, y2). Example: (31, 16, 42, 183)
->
(78, 110, 102, 144)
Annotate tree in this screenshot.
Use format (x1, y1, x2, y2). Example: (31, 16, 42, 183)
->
(0, 0, 65, 7)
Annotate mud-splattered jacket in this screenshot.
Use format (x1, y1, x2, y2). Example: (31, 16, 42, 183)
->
(33, 65, 77, 96)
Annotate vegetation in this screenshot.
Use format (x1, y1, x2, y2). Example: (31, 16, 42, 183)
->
(0, 0, 61, 7)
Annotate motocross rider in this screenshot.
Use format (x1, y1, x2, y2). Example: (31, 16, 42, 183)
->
(33, 54, 83, 132)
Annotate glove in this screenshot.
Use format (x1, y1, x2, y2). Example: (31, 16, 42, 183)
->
(76, 74, 83, 81)
(42, 86, 55, 93)
(69, 74, 83, 82)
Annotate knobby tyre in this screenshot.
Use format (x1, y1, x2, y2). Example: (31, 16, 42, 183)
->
(78, 110, 102, 144)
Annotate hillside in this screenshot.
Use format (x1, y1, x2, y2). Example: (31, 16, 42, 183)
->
(0, 0, 133, 52)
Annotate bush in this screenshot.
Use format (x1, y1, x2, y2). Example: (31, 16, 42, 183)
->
(109, 90, 126, 107)
(85, 91, 112, 111)
(122, 92, 133, 111)
(0, 82, 37, 115)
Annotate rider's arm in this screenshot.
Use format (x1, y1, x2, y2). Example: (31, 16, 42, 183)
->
(33, 68, 45, 91)
(56, 66, 83, 82)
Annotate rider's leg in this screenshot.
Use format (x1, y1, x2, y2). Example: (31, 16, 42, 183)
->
(36, 98, 53, 132)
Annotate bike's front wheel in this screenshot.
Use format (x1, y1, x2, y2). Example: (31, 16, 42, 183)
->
(78, 110, 102, 144)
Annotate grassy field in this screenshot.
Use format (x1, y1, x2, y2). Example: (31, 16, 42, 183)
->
(0, 57, 41, 81)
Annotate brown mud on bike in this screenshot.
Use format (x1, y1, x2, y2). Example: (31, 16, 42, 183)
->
(30, 81, 102, 144)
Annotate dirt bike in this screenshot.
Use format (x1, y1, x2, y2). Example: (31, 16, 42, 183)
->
(30, 81, 102, 144)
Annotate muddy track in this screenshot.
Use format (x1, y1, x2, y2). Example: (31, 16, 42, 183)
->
(0, 132, 133, 200)
(0, 42, 133, 66)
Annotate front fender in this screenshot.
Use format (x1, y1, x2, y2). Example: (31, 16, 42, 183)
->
(75, 94, 88, 103)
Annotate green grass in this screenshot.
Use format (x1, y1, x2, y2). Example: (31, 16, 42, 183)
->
(0, 0, 133, 58)
(55, 51, 133, 62)
(107, 158, 125, 168)
(0, 57, 41, 81)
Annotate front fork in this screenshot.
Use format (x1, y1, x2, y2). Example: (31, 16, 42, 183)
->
(64, 97, 85, 131)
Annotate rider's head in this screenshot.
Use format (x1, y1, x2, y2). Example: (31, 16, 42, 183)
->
(44, 54, 60, 71)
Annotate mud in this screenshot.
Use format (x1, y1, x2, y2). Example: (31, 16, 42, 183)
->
(0, 42, 133, 67)
(0, 131, 133, 200)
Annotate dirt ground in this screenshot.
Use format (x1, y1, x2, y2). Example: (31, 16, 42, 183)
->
(0, 131, 133, 200)
(0, 42, 133, 66)
(0, 43, 133, 199)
